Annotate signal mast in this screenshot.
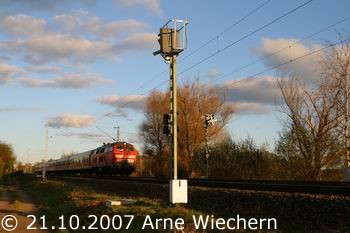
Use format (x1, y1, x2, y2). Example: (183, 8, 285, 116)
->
(154, 19, 189, 204)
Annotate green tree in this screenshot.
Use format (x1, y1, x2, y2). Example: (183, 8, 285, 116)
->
(0, 141, 16, 177)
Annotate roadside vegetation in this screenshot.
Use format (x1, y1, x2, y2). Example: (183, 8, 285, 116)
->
(12, 174, 204, 233)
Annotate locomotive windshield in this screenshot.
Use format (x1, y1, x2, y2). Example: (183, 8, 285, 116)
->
(115, 144, 123, 150)
(126, 144, 134, 151)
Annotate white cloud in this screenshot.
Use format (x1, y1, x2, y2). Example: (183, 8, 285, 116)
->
(231, 102, 271, 115)
(0, 63, 23, 84)
(223, 76, 281, 105)
(61, 132, 107, 140)
(98, 94, 147, 111)
(205, 68, 221, 78)
(0, 32, 157, 64)
(0, 0, 96, 12)
(25, 65, 62, 74)
(1, 34, 112, 64)
(53, 12, 149, 39)
(46, 113, 95, 128)
(82, 18, 149, 38)
(253, 38, 322, 82)
(113, 0, 161, 14)
(53, 11, 88, 32)
(0, 14, 47, 36)
(0, 107, 40, 112)
(104, 108, 129, 119)
(111, 32, 157, 53)
(20, 73, 113, 89)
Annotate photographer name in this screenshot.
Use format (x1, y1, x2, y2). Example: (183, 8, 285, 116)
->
(142, 214, 277, 231)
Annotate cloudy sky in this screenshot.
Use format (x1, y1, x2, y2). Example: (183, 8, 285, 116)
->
(0, 0, 349, 163)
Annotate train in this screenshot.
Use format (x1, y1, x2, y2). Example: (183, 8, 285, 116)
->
(33, 141, 138, 176)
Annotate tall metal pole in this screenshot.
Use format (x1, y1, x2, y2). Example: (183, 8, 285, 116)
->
(117, 126, 120, 142)
(205, 125, 209, 179)
(170, 54, 177, 180)
(344, 75, 350, 181)
(45, 125, 48, 161)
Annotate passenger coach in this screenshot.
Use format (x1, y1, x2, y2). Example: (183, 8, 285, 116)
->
(34, 142, 138, 176)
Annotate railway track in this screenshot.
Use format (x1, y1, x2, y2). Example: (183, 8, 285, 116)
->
(52, 175, 350, 196)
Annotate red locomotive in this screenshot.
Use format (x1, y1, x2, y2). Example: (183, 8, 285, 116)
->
(34, 142, 138, 176)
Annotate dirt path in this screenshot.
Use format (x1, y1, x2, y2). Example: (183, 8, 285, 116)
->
(0, 185, 44, 233)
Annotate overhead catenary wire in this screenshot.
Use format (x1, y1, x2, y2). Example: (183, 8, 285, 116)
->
(179, 0, 272, 63)
(48, 0, 329, 156)
(44, 3, 350, 161)
(196, 36, 350, 100)
(117, 0, 273, 99)
(202, 16, 350, 88)
(107, 0, 315, 115)
(177, 0, 314, 77)
(52, 1, 341, 145)
(50, 0, 274, 139)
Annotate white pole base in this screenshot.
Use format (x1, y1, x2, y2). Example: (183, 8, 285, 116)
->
(169, 179, 188, 204)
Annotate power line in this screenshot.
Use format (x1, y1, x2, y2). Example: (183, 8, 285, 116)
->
(202, 16, 350, 88)
(197, 36, 350, 100)
(179, 0, 272, 63)
(105, 0, 314, 115)
(177, 0, 314, 77)
(50, 0, 315, 148)
(72, 20, 348, 158)
(97, 0, 274, 119)
(116, 0, 272, 101)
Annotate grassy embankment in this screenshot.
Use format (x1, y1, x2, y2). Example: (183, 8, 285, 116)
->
(6, 174, 206, 233)
(5, 174, 350, 233)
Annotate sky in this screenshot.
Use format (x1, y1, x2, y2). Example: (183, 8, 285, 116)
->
(0, 0, 349, 163)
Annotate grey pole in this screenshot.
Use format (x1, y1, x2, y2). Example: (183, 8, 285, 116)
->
(205, 125, 209, 179)
(170, 54, 178, 180)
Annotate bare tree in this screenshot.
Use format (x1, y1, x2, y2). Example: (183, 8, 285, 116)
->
(277, 40, 350, 180)
(139, 91, 169, 176)
(139, 81, 234, 177)
(321, 40, 350, 169)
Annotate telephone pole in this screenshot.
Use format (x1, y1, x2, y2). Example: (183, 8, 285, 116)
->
(204, 114, 217, 179)
(116, 126, 120, 142)
(154, 19, 189, 203)
(205, 125, 209, 178)
(45, 125, 48, 161)
(345, 73, 350, 181)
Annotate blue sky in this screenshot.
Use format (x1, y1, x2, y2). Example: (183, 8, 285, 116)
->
(0, 0, 349, 163)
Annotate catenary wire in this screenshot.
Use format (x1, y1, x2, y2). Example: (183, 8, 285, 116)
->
(106, 0, 315, 115)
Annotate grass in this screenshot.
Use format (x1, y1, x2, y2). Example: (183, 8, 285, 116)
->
(5, 173, 350, 232)
(10, 174, 206, 233)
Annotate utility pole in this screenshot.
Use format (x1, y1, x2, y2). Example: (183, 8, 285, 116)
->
(345, 73, 350, 181)
(205, 125, 209, 178)
(170, 54, 178, 179)
(154, 19, 189, 203)
(204, 114, 217, 179)
(116, 126, 120, 142)
(45, 125, 48, 161)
